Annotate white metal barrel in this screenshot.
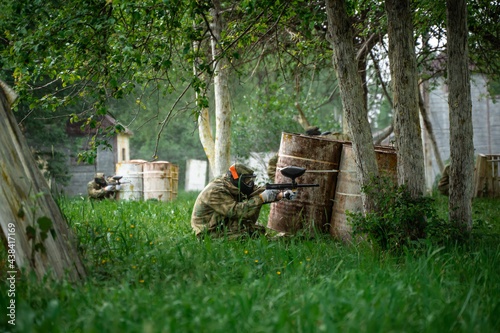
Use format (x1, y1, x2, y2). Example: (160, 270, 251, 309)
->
(143, 161, 178, 202)
(115, 160, 145, 201)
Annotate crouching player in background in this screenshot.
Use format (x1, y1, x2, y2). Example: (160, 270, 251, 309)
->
(87, 173, 120, 200)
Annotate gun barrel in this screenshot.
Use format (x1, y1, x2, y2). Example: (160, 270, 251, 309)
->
(265, 183, 319, 190)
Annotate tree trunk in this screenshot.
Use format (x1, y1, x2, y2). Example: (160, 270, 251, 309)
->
(386, 0, 425, 198)
(358, 56, 369, 114)
(325, 0, 380, 214)
(293, 102, 311, 131)
(418, 88, 445, 172)
(446, 0, 474, 231)
(374, 124, 394, 145)
(370, 51, 395, 145)
(0, 81, 86, 281)
(211, 0, 232, 177)
(193, 39, 215, 173)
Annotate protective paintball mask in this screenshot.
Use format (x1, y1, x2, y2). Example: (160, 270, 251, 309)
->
(228, 164, 256, 195)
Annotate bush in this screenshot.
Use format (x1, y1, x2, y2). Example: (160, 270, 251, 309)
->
(347, 176, 464, 252)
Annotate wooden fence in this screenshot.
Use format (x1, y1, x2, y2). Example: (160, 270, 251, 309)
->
(474, 154, 500, 198)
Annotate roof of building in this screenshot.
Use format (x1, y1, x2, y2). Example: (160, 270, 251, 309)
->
(66, 114, 133, 136)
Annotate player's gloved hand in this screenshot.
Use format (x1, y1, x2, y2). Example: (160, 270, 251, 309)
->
(259, 189, 280, 203)
(105, 185, 116, 192)
(282, 189, 296, 200)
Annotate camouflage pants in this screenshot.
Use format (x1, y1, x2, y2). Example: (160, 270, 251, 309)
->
(199, 219, 266, 240)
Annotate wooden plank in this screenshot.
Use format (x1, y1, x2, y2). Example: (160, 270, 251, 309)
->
(486, 157, 494, 197)
(473, 154, 487, 197)
(489, 155, 500, 198)
(0, 85, 86, 281)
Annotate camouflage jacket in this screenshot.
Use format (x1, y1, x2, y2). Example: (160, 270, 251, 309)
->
(191, 175, 265, 236)
(87, 177, 117, 200)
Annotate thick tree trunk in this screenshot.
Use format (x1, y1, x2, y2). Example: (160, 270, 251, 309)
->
(211, 0, 231, 177)
(386, 0, 425, 198)
(197, 102, 216, 173)
(325, 0, 380, 214)
(193, 40, 215, 173)
(0, 82, 86, 281)
(446, 0, 474, 231)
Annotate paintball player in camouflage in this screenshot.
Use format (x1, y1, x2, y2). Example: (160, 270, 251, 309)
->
(191, 163, 293, 238)
(87, 173, 119, 200)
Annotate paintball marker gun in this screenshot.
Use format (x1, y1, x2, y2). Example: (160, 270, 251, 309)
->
(105, 175, 129, 191)
(265, 166, 319, 199)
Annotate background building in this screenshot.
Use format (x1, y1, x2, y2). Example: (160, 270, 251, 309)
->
(421, 73, 500, 191)
(61, 115, 133, 196)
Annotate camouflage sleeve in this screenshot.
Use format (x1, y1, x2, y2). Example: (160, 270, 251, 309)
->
(87, 182, 106, 199)
(106, 176, 117, 184)
(209, 188, 264, 221)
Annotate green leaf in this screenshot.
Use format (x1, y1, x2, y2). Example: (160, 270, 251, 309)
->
(37, 216, 53, 233)
(26, 225, 36, 241)
(17, 204, 25, 219)
(34, 243, 46, 253)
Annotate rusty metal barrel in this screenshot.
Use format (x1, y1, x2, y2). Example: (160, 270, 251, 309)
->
(143, 161, 179, 202)
(329, 144, 397, 241)
(267, 132, 345, 235)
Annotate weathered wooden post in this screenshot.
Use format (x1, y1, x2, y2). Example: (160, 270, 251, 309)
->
(0, 80, 86, 281)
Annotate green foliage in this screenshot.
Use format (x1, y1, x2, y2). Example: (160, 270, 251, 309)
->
(488, 79, 500, 97)
(25, 216, 56, 254)
(11, 88, 74, 185)
(347, 176, 464, 252)
(2, 0, 500, 197)
(231, 66, 342, 158)
(19, 191, 57, 264)
(468, 0, 500, 78)
(0, 0, 194, 107)
(109, 89, 206, 189)
(231, 83, 302, 157)
(1, 192, 500, 331)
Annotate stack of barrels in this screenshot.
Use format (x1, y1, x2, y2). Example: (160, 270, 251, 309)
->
(115, 160, 179, 202)
(267, 132, 397, 241)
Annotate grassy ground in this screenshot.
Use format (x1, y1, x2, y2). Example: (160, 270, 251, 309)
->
(1, 192, 499, 332)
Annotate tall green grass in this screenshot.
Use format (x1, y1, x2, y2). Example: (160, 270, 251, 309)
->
(1, 192, 499, 332)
